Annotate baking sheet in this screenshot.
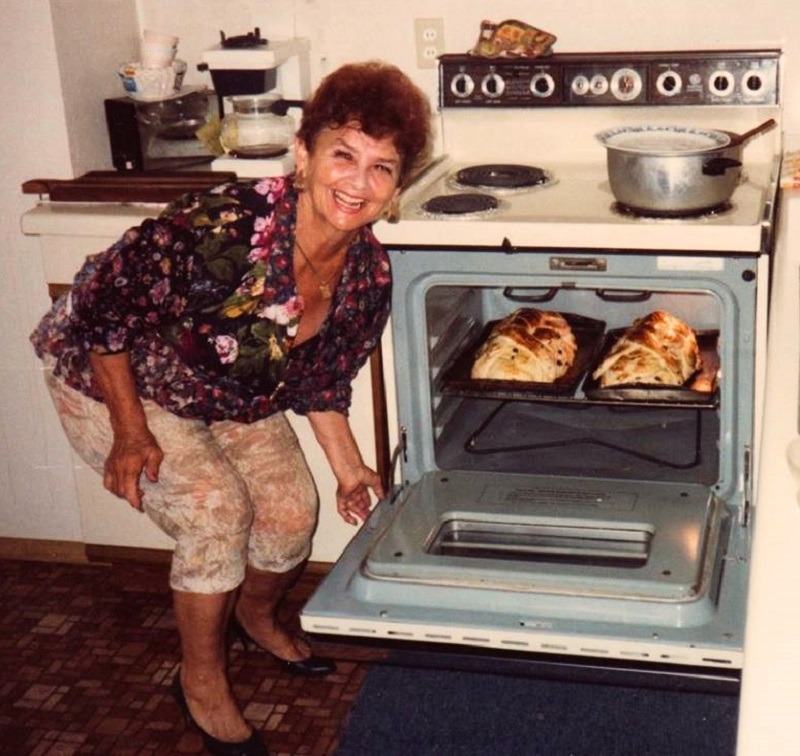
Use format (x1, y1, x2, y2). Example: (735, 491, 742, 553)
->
(441, 312, 606, 400)
(582, 329, 720, 405)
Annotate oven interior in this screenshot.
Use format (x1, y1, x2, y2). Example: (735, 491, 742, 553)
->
(424, 283, 721, 484)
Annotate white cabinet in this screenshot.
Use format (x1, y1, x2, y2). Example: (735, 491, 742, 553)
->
(22, 202, 376, 561)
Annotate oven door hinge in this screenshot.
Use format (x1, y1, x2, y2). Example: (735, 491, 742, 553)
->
(740, 445, 753, 527)
(387, 427, 409, 502)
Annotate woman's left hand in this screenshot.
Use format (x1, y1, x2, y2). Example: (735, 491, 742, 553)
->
(335, 465, 385, 526)
(307, 410, 386, 526)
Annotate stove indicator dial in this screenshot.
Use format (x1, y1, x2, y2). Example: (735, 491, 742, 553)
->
(610, 67, 643, 101)
(590, 74, 609, 96)
(450, 72, 475, 98)
(742, 70, 766, 97)
(570, 74, 590, 97)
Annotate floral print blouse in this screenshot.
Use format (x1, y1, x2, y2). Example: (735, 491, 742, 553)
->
(30, 176, 392, 424)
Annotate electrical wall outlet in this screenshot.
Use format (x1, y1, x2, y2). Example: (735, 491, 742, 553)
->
(414, 18, 444, 68)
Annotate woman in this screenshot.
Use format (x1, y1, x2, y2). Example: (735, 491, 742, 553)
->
(31, 61, 432, 755)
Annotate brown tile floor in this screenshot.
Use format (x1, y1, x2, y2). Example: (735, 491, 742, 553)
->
(0, 558, 373, 755)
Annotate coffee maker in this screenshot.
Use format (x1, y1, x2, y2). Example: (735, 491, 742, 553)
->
(199, 29, 311, 178)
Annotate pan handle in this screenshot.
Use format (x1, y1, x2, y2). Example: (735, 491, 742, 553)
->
(595, 289, 652, 302)
(269, 98, 305, 116)
(727, 118, 777, 148)
(703, 157, 742, 177)
(503, 286, 558, 302)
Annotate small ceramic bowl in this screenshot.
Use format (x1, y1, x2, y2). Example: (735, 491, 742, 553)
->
(118, 60, 186, 101)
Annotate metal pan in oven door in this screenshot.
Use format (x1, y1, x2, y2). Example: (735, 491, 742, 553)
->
(582, 330, 721, 407)
(441, 312, 606, 401)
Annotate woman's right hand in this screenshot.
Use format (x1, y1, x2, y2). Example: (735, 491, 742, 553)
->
(104, 427, 163, 511)
(89, 350, 163, 511)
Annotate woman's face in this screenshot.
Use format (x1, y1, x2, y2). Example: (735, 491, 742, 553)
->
(295, 123, 402, 237)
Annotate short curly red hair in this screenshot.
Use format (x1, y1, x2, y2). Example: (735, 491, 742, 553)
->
(297, 61, 433, 188)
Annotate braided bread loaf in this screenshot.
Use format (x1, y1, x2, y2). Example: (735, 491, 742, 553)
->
(591, 310, 700, 388)
(470, 308, 577, 382)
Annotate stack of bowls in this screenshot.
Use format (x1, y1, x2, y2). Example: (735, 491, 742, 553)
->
(140, 29, 179, 68)
(118, 29, 186, 101)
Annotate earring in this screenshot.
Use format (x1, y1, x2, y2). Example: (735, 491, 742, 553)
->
(383, 196, 400, 222)
(294, 170, 306, 192)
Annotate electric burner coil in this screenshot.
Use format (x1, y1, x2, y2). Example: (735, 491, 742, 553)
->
(455, 163, 550, 190)
(421, 193, 500, 216)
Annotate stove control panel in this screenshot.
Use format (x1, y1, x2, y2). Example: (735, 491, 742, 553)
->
(440, 50, 780, 108)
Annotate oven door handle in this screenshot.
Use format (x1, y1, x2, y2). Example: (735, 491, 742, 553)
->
(502, 286, 558, 303)
(596, 289, 653, 303)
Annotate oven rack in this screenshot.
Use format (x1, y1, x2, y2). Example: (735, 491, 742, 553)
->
(442, 386, 720, 410)
(462, 400, 707, 471)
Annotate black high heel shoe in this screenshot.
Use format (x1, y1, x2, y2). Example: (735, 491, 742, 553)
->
(171, 671, 268, 756)
(229, 616, 336, 677)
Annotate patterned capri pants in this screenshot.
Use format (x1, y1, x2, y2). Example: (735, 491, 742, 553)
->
(43, 366, 319, 594)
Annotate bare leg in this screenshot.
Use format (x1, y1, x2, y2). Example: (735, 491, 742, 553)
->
(234, 563, 311, 661)
(173, 590, 253, 742)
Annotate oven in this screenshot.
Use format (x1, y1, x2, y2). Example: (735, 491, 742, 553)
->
(301, 50, 783, 689)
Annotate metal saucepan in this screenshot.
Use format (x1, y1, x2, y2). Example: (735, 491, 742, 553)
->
(596, 119, 777, 214)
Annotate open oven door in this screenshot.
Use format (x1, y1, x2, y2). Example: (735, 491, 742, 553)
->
(301, 469, 747, 685)
(301, 246, 763, 689)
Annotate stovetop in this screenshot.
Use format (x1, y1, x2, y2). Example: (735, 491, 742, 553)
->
(375, 153, 780, 252)
(374, 50, 782, 254)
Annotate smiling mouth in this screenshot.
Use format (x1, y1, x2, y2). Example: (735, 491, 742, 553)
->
(334, 190, 366, 209)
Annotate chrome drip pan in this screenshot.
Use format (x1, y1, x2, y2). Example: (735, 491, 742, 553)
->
(362, 472, 726, 614)
(428, 519, 652, 564)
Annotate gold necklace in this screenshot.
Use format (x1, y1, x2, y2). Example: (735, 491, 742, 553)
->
(295, 238, 333, 300)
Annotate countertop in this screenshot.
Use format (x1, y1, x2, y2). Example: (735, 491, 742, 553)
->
(21, 170, 237, 203)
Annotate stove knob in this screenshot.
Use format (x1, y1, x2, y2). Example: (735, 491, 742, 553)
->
(656, 70, 683, 97)
(481, 73, 505, 98)
(530, 72, 555, 98)
(451, 72, 475, 99)
(742, 70, 765, 96)
(709, 69, 735, 97)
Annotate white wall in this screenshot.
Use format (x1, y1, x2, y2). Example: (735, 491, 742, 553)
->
(3, 0, 800, 551)
(1, 0, 80, 542)
(139, 0, 800, 125)
(50, 0, 140, 173)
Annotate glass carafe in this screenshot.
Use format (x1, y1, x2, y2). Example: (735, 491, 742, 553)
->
(219, 94, 295, 158)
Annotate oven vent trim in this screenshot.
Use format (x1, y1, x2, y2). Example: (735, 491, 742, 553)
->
(301, 614, 743, 670)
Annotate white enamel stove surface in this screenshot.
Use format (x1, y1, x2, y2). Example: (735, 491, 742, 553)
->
(376, 108, 781, 252)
